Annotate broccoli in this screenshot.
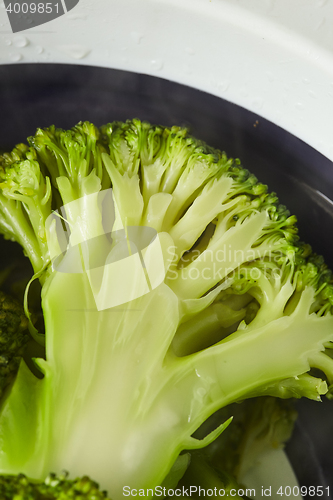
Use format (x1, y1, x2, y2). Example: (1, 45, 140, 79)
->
(0, 472, 110, 499)
(178, 397, 297, 499)
(0, 290, 29, 399)
(199, 397, 297, 481)
(0, 119, 332, 498)
(178, 454, 245, 500)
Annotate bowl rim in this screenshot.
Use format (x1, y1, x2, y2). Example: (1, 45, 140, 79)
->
(1, 0, 333, 162)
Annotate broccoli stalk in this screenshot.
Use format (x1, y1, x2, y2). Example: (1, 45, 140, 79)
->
(0, 120, 333, 498)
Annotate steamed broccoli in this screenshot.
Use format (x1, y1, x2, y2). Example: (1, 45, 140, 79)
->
(0, 290, 29, 399)
(178, 397, 297, 499)
(178, 454, 245, 500)
(0, 472, 110, 499)
(195, 397, 297, 481)
(0, 120, 332, 498)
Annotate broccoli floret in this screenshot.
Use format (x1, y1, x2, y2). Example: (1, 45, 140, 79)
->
(178, 454, 245, 500)
(0, 120, 332, 498)
(179, 398, 297, 499)
(0, 472, 110, 499)
(191, 397, 296, 477)
(0, 291, 29, 399)
(235, 398, 297, 482)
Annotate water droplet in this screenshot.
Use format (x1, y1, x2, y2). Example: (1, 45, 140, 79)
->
(252, 97, 263, 109)
(217, 81, 229, 92)
(9, 53, 23, 62)
(196, 387, 206, 398)
(131, 31, 143, 45)
(35, 45, 44, 54)
(13, 36, 28, 48)
(295, 102, 304, 110)
(185, 46, 195, 55)
(150, 59, 163, 71)
(58, 44, 90, 60)
(317, 0, 328, 6)
(68, 14, 88, 21)
(302, 77, 310, 85)
(308, 90, 317, 99)
(5, 39, 12, 46)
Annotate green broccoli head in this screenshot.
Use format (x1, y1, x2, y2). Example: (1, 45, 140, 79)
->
(0, 291, 29, 399)
(0, 120, 332, 498)
(0, 472, 110, 499)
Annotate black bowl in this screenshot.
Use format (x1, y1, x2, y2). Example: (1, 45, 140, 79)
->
(0, 64, 332, 497)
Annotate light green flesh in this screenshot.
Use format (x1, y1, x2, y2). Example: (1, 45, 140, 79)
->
(1, 123, 333, 499)
(0, 266, 332, 498)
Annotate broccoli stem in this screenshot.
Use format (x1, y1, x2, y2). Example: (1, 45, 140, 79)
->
(1, 271, 332, 499)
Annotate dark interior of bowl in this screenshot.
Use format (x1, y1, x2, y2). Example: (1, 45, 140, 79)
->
(0, 64, 332, 497)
